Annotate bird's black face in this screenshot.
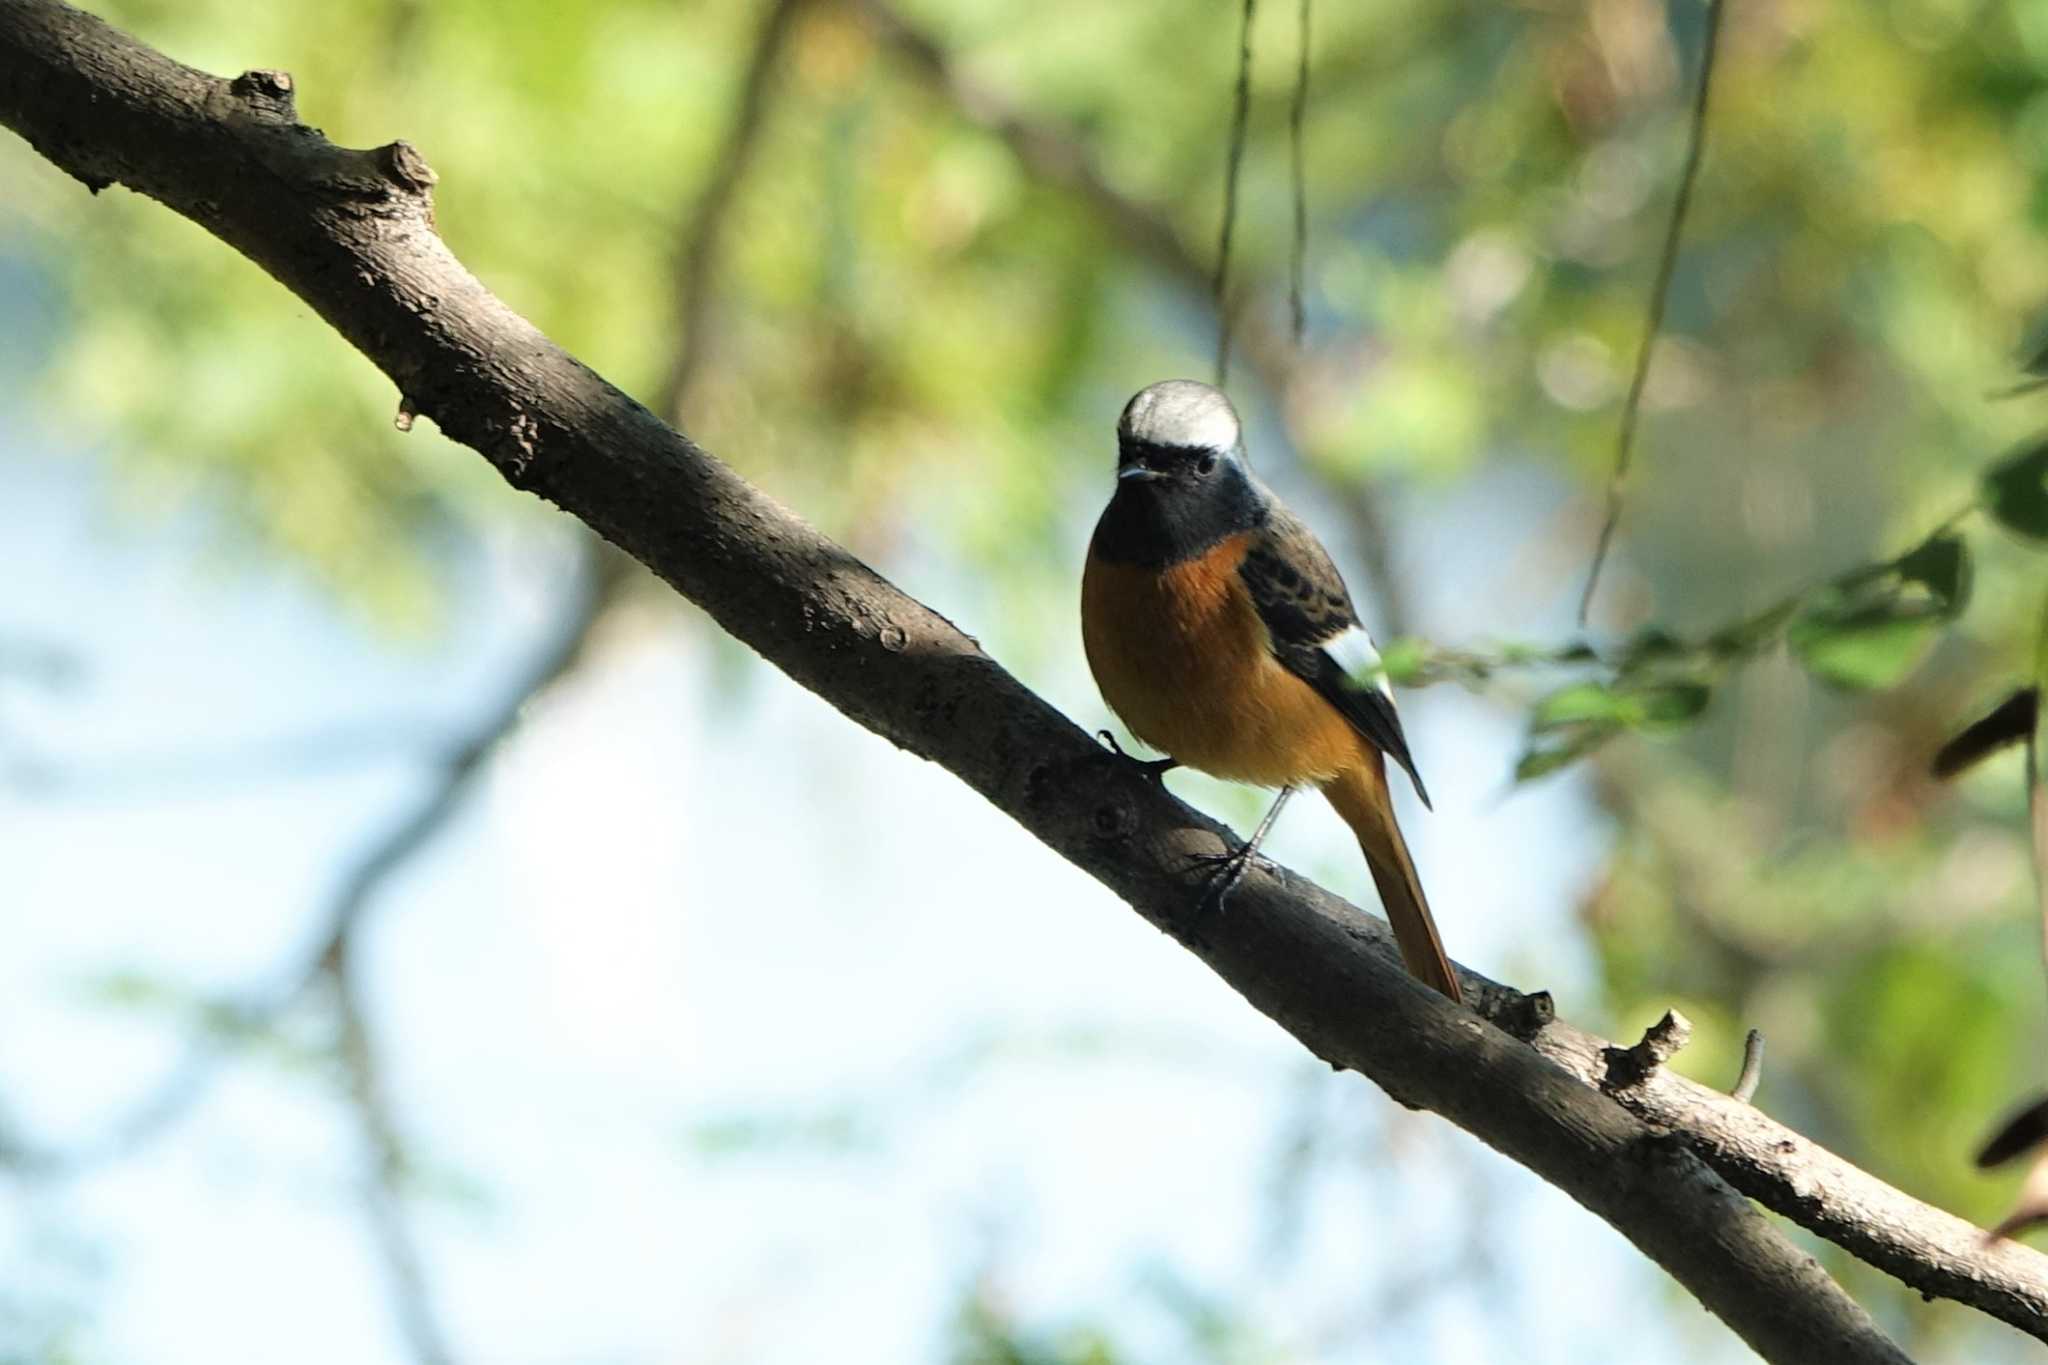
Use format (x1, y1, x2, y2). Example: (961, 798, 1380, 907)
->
(1095, 436, 1265, 567)
(1115, 435, 1226, 488)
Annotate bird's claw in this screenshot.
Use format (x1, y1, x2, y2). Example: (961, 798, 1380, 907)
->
(1097, 729, 1178, 783)
(1188, 843, 1259, 915)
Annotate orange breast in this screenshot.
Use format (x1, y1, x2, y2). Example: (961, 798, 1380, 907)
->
(1081, 532, 1369, 787)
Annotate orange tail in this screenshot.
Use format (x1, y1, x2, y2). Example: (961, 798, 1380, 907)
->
(1323, 759, 1462, 1004)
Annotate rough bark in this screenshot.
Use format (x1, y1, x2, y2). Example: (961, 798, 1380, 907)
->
(5, 2, 2042, 1358)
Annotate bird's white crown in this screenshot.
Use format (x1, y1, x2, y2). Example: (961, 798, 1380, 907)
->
(1118, 380, 1242, 454)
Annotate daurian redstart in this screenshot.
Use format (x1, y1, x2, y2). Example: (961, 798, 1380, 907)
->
(1081, 379, 1460, 1003)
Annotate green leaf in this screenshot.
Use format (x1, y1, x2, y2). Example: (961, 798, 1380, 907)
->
(1531, 679, 1712, 732)
(1789, 609, 1939, 689)
(1985, 441, 2048, 541)
(1531, 681, 1632, 730)
(1514, 724, 1620, 782)
(1786, 531, 1970, 689)
(1635, 680, 1713, 726)
(1517, 676, 1711, 783)
(1376, 636, 1426, 686)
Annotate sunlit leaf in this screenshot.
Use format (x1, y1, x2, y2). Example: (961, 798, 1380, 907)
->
(1516, 678, 1709, 782)
(1531, 681, 1631, 730)
(1531, 679, 1711, 732)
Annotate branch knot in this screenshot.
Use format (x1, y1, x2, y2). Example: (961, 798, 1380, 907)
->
(1492, 987, 1556, 1041)
(1603, 1009, 1693, 1092)
(230, 68, 296, 115)
(379, 140, 438, 194)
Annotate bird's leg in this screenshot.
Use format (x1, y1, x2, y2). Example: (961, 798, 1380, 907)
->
(1097, 729, 1178, 782)
(1192, 786, 1294, 913)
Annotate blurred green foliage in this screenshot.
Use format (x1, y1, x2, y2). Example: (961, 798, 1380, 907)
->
(18, 0, 2048, 1354)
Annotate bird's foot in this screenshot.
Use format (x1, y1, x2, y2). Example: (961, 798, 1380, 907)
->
(1188, 842, 1260, 915)
(1186, 787, 1294, 914)
(1097, 729, 1177, 783)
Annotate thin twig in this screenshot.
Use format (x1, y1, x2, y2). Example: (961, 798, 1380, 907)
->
(1576, 0, 1727, 625)
(330, 937, 456, 1365)
(653, 0, 809, 424)
(1214, 0, 1257, 387)
(1287, 0, 1311, 347)
(1730, 1028, 1765, 1103)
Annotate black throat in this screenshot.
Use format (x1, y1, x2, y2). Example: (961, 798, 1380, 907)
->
(1090, 461, 1267, 568)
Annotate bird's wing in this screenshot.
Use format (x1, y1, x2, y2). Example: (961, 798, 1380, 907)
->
(1239, 510, 1431, 808)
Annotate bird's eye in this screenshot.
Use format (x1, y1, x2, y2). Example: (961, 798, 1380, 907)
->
(1196, 451, 1219, 476)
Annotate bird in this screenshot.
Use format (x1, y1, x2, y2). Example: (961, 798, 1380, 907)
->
(1080, 379, 1461, 1003)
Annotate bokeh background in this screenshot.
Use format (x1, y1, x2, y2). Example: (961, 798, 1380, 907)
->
(7, 0, 2048, 1360)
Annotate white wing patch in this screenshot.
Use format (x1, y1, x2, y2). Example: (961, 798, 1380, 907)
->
(1324, 626, 1395, 699)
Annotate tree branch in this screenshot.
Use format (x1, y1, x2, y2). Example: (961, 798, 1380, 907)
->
(1534, 1015, 2048, 1338)
(1, 2, 2033, 1355)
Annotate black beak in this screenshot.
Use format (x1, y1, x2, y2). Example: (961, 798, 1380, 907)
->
(1117, 464, 1165, 482)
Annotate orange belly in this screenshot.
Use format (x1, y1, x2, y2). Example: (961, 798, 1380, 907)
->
(1081, 532, 1369, 787)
